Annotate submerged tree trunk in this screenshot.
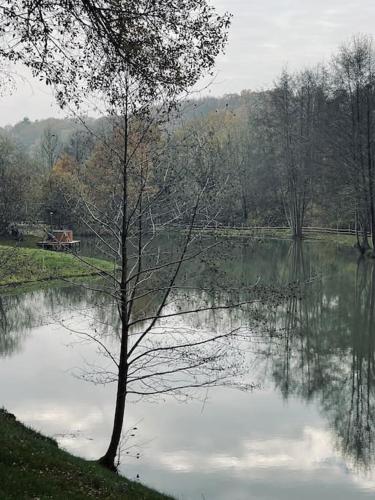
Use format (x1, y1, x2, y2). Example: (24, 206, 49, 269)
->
(356, 216, 370, 254)
(362, 228, 370, 252)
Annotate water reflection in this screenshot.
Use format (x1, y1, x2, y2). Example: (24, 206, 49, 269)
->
(327, 259, 375, 470)
(260, 244, 375, 473)
(0, 295, 25, 356)
(2, 239, 375, 498)
(0, 282, 113, 357)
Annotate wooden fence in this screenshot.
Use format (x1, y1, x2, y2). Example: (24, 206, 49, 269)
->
(161, 223, 361, 236)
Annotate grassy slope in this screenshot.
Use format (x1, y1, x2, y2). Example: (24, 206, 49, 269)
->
(0, 237, 171, 498)
(0, 236, 114, 287)
(0, 409, 173, 500)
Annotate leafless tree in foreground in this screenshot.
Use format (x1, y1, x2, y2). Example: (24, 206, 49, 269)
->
(0, 0, 284, 472)
(59, 97, 284, 471)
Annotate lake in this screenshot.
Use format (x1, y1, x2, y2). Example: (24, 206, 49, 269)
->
(1, 237, 375, 499)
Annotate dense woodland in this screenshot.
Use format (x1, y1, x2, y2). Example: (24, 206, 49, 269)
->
(2, 35, 375, 254)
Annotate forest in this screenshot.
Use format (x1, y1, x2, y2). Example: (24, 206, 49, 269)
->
(2, 35, 375, 253)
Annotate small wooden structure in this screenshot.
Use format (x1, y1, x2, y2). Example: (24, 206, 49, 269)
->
(37, 229, 81, 252)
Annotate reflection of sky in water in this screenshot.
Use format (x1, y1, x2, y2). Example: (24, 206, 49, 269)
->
(0, 319, 374, 500)
(2, 239, 375, 499)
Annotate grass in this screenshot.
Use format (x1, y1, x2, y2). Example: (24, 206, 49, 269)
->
(0, 409, 174, 500)
(254, 228, 358, 247)
(0, 234, 42, 249)
(303, 231, 357, 247)
(0, 236, 114, 287)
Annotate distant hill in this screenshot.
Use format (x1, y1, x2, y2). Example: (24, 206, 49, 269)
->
(0, 116, 102, 156)
(0, 91, 265, 156)
(177, 91, 257, 121)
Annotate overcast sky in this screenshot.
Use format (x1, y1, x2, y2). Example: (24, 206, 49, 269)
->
(1, 0, 375, 126)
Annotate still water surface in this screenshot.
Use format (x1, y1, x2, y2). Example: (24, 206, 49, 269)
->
(1, 238, 375, 499)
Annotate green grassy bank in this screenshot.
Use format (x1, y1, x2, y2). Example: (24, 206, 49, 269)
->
(0, 236, 114, 287)
(0, 409, 173, 500)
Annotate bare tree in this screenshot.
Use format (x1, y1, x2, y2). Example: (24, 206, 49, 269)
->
(40, 126, 59, 171)
(330, 35, 375, 254)
(0, 0, 237, 472)
(271, 68, 327, 238)
(0, 135, 31, 234)
(67, 106, 270, 471)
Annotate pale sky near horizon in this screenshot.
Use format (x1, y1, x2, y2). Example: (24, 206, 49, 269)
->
(0, 0, 375, 126)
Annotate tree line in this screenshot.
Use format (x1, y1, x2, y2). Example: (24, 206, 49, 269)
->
(2, 35, 375, 255)
(172, 34, 375, 257)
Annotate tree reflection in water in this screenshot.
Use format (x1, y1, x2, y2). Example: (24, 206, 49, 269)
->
(0, 294, 25, 356)
(3, 238, 375, 475)
(264, 241, 375, 472)
(0, 282, 111, 357)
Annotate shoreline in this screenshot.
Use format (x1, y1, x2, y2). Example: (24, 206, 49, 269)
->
(165, 226, 359, 248)
(0, 408, 174, 500)
(0, 229, 359, 290)
(0, 236, 114, 288)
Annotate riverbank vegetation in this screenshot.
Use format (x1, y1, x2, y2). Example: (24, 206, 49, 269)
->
(0, 237, 113, 287)
(0, 409, 173, 500)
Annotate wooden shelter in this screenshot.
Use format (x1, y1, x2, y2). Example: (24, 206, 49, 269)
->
(37, 230, 80, 252)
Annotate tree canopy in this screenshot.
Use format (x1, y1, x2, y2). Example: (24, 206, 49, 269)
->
(0, 1, 231, 110)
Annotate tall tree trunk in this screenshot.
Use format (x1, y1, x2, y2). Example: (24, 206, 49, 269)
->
(98, 335, 128, 470)
(366, 88, 375, 255)
(99, 108, 129, 471)
(241, 190, 248, 222)
(361, 218, 370, 252)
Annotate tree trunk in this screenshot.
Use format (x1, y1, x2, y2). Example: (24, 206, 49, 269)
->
(361, 221, 370, 253)
(241, 191, 248, 222)
(99, 108, 129, 471)
(98, 341, 128, 470)
(98, 369, 128, 470)
(366, 89, 375, 256)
